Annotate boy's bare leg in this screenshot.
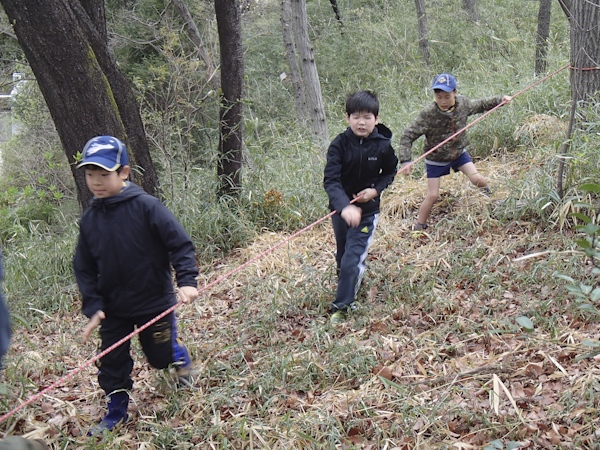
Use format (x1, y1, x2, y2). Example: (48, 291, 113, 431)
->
(458, 162, 487, 188)
(416, 177, 441, 226)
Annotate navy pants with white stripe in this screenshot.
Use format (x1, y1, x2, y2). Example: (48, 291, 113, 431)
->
(331, 212, 378, 312)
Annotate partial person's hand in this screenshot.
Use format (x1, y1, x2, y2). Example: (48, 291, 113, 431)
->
(340, 204, 362, 228)
(83, 310, 105, 343)
(178, 285, 199, 303)
(354, 188, 378, 203)
(401, 164, 412, 176)
(502, 95, 512, 103)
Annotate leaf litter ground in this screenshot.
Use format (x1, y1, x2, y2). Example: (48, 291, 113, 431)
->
(2, 148, 600, 449)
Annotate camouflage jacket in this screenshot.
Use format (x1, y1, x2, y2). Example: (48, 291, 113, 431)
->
(397, 95, 504, 163)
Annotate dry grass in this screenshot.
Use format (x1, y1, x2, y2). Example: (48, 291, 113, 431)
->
(2, 152, 599, 449)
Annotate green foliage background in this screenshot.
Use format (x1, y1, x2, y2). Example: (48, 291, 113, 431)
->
(0, 0, 595, 326)
(2, 1, 600, 448)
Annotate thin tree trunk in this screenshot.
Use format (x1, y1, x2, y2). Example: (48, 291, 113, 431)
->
(75, 1, 159, 197)
(329, 0, 343, 27)
(291, 0, 328, 148)
(171, 0, 219, 89)
(556, 96, 577, 199)
(414, 0, 430, 65)
(462, 0, 478, 21)
(281, 0, 308, 124)
(535, 0, 552, 75)
(568, 0, 600, 105)
(80, 0, 107, 41)
(215, 0, 244, 195)
(1, 0, 160, 208)
(1, 0, 129, 209)
(556, 0, 572, 19)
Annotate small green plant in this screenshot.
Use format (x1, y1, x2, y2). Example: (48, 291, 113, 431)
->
(555, 182, 600, 359)
(557, 182, 600, 314)
(484, 439, 522, 450)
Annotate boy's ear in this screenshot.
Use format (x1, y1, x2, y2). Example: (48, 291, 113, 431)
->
(119, 165, 131, 180)
(375, 115, 380, 124)
(345, 113, 350, 124)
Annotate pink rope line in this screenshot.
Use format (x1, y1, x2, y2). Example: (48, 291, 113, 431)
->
(569, 65, 600, 71)
(0, 63, 571, 426)
(396, 63, 571, 175)
(0, 212, 338, 425)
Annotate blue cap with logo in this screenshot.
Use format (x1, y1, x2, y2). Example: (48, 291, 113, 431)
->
(77, 136, 129, 171)
(431, 73, 457, 92)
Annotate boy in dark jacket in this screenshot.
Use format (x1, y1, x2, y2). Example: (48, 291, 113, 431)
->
(73, 136, 199, 434)
(398, 73, 511, 230)
(324, 91, 400, 324)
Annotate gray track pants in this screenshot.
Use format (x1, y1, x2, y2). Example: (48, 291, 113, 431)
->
(331, 212, 378, 312)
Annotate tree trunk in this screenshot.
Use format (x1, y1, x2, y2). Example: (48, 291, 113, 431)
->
(171, 0, 219, 89)
(80, 0, 107, 41)
(215, 0, 244, 195)
(414, 0, 430, 65)
(329, 0, 343, 27)
(556, 0, 572, 19)
(0, 0, 159, 209)
(291, 0, 329, 148)
(75, 1, 159, 198)
(556, 97, 577, 199)
(281, 0, 308, 124)
(462, 0, 478, 21)
(535, 0, 552, 75)
(568, 0, 600, 105)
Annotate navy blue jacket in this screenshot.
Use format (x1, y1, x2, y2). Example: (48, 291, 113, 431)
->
(324, 124, 398, 217)
(74, 182, 198, 319)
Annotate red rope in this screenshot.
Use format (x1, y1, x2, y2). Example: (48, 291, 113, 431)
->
(569, 65, 600, 71)
(0, 63, 571, 426)
(0, 212, 337, 425)
(396, 63, 570, 175)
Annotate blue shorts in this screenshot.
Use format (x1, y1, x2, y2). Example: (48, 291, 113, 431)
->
(425, 152, 473, 178)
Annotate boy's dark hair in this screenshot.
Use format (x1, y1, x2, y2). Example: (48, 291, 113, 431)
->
(83, 165, 125, 174)
(345, 91, 379, 116)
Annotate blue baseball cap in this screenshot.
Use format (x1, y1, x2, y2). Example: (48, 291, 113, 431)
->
(77, 136, 129, 171)
(432, 73, 457, 92)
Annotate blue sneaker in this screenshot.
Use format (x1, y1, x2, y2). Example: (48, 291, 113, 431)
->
(174, 341, 196, 389)
(88, 391, 129, 435)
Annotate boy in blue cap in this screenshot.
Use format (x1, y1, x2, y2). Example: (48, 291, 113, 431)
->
(398, 73, 511, 230)
(73, 136, 199, 434)
(324, 91, 400, 324)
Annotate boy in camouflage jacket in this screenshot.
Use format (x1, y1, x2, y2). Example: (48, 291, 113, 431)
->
(398, 73, 511, 230)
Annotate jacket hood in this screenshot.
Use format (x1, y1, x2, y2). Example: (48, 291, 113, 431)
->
(89, 181, 146, 209)
(344, 123, 392, 140)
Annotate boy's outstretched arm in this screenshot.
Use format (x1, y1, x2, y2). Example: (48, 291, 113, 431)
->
(178, 285, 199, 303)
(324, 138, 353, 214)
(340, 204, 362, 228)
(373, 143, 399, 192)
(147, 199, 199, 292)
(398, 115, 427, 170)
(74, 233, 105, 319)
(83, 310, 105, 343)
